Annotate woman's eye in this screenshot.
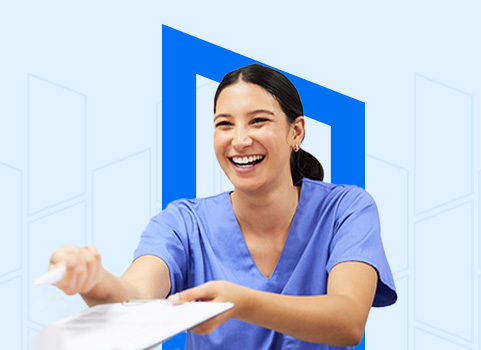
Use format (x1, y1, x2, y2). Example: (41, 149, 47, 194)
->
(215, 121, 232, 127)
(252, 118, 269, 124)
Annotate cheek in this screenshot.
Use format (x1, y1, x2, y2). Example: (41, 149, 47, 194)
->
(213, 133, 227, 158)
(255, 127, 276, 143)
(261, 127, 291, 150)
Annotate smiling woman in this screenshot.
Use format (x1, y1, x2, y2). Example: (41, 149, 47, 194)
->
(47, 64, 397, 350)
(214, 64, 324, 187)
(214, 82, 297, 195)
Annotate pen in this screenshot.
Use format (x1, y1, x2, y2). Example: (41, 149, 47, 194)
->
(34, 266, 66, 286)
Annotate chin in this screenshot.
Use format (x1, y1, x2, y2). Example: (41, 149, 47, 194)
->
(230, 178, 268, 193)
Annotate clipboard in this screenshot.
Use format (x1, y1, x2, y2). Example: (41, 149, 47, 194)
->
(32, 300, 233, 350)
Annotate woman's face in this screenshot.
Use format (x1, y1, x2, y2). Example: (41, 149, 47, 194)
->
(214, 81, 304, 194)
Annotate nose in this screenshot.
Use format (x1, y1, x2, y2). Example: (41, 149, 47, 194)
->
(232, 126, 252, 150)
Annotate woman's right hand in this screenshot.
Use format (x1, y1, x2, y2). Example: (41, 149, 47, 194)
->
(48, 244, 104, 296)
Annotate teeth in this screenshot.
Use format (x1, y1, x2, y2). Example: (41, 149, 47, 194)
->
(232, 155, 264, 165)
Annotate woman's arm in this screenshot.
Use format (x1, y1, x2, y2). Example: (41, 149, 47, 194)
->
(169, 261, 377, 347)
(50, 244, 171, 307)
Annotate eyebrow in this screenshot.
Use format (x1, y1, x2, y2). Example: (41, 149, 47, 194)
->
(214, 109, 275, 121)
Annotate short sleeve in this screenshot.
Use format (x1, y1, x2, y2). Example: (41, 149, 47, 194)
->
(325, 186, 397, 307)
(133, 200, 195, 295)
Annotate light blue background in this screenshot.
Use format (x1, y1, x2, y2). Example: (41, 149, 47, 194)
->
(0, 2, 480, 349)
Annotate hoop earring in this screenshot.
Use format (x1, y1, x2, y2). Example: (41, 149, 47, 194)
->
(294, 144, 300, 152)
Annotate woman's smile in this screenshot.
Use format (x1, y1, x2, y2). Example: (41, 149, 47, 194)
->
(230, 155, 265, 167)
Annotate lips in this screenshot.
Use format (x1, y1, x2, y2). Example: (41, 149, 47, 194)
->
(229, 155, 265, 168)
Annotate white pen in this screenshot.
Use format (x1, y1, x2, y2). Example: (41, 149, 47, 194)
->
(34, 266, 66, 286)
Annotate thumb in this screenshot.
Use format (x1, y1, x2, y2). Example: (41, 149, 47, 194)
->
(168, 293, 182, 305)
(66, 253, 77, 269)
(169, 284, 210, 305)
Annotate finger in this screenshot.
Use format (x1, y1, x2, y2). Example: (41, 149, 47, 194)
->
(55, 252, 75, 286)
(66, 253, 77, 269)
(59, 253, 80, 295)
(168, 293, 181, 305)
(64, 270, 81, 295)
(81, 245, 101, 293)
(82, 246, 96, 291)
(85, 244, 100, 262)
(74, 265, 89, 295)
(170, 284, 213, 305)
(58, 252, 83, 295)
(49, 243, 77, 267)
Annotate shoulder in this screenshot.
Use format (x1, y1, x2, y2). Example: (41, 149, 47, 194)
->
(141, 192, 232, 245)
(300, 178, 375, 207)
(155, 192, 231, 223)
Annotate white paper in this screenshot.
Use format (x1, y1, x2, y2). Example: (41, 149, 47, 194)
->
(32, 300, 233, 350)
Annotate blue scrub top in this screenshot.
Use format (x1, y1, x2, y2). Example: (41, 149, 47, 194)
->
(134, 179, 397, 349)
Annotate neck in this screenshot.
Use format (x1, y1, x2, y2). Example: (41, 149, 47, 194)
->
(231, 179, 301, 237)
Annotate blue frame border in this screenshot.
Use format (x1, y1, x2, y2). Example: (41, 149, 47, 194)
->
(162, 24, 365, 350)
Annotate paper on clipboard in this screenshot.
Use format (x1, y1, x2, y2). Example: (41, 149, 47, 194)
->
(32, 300, 233, 350)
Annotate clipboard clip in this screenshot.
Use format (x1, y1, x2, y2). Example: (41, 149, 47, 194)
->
(122, 299, 172, 306)
(122, 299, 196, 306)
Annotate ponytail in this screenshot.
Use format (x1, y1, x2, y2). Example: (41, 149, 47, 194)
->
(290, 148, 324, 184)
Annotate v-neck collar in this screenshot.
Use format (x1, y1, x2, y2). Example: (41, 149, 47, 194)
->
(222, 181, 308, 290)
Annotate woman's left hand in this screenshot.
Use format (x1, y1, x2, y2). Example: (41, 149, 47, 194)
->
(168, 262, 377, 345)
(168, 280, 252, 334)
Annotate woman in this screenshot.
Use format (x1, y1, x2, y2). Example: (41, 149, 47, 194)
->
(50, 64, 396, 349)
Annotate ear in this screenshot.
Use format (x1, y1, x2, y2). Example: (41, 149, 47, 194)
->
(291, 116, 305, 147)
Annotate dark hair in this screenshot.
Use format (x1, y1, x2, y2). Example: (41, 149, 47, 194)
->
(214, 63, 323, 184)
